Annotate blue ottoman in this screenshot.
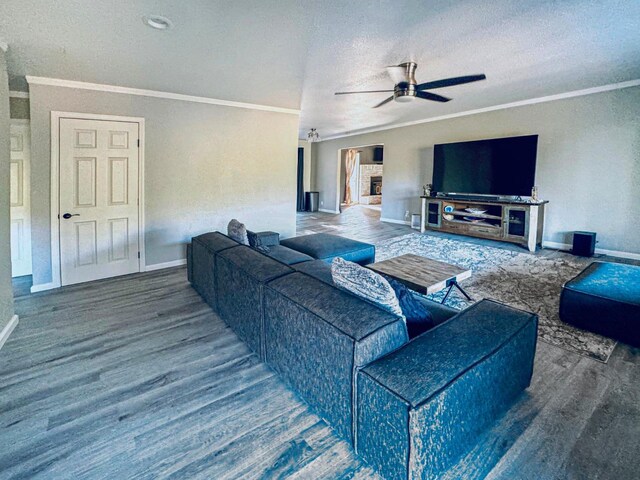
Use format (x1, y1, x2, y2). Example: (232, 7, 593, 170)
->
(280, 233, 375, 266)
(560, 262, 640, 347)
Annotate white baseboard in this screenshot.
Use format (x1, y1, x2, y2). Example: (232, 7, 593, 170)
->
(0, 315, 19, 351)
(145, 259, 187, 272)
(542, 241, 640, 260)
(318, 208, 340, 214)
(380, 217, 411, 226)
(30, 282, 58, 293)
(542, 241, 572, 250)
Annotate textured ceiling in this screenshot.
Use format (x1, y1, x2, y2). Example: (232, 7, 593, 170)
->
(1, 0, 639, 138)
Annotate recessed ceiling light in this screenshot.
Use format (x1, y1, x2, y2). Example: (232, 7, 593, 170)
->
(143, 15, 174, 30)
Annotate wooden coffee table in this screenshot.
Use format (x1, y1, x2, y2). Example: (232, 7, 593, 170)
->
(367, 254, 472, 303)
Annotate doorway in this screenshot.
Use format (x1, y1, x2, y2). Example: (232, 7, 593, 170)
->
(51, 113, 145, 287)
(338, 144, 384, 213)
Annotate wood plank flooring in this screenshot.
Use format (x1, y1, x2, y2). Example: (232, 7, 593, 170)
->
(2, 206, 638, 479)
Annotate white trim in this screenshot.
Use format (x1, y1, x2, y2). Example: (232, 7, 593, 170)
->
(0, 315, 19, 351)
(318, 208, 340, 214)
(594, 248, 640, 261)
(30, 282, 57, 293)
(50, 111, 146, 289)
(542, 241, 640, 260)
(542, 241, 572, 250)
(26, 76, 301, 115)
(322, 79, 640, 141)
(380, 217, 411, 226)
(9, 91, 29, 99)
(144, 259, 187, 272)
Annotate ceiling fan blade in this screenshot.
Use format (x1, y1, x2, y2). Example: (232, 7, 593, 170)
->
(416, 91, 451, 102)
(386, 65, 408, 85)
(335, 89, 395, 95)
(416, 74, 486, 91)
(373, 95, 395, 108)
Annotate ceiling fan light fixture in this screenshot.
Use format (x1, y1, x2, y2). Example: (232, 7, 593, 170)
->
(143, 15, 174, 30)
(307, 128, 320, 143)
(395, 94, 415, 103)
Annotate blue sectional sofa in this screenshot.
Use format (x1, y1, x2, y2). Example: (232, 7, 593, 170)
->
(187, 231, 538, 479)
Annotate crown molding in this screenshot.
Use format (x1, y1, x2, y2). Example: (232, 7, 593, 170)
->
(321, 79, 640, 141)
(9, 90, 29, 99)
(25, 76, 301, 115)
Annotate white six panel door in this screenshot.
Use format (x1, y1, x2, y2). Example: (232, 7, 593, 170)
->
(59, 118, 140, 285)
(10, 122, 32, 277)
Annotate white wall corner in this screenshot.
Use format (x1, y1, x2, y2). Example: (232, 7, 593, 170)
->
(0, 315, 19, 351)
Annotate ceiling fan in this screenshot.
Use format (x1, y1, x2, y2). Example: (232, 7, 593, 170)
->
(335, 62, 486, 108)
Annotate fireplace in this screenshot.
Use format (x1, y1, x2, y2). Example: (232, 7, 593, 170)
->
(370, 176, 382, 195)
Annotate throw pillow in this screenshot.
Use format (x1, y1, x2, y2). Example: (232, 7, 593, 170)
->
(331, 257, 403, 318)
(227, 219, 249, 245)
(386, 277, 435, 338)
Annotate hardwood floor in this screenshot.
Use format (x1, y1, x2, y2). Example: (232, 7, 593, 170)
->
(2, 207, 638, 479)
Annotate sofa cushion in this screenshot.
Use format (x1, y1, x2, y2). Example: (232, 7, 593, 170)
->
(331, 258, 403, 317)
(263, 245, 314, 266)
(293, 259, 335, 285)
(193, 231, 239, 253)
(247, 230, 280, 248)
(227, 219, 249, 245)
(216, 245, 294, 356)
(563, 261, 640, 306)
(264, 272, 408, 443)
(190, 232, 240, 310)
(280, 233, 375, 265)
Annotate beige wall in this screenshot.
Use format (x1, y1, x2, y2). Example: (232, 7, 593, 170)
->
(0, 49, 15, 332)
(314, 87, 640, 254)
(29, 84, 299, 286)
(9, 97, 29, 119)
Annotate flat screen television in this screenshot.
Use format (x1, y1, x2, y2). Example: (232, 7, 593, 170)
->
(432, 135, 538, 197)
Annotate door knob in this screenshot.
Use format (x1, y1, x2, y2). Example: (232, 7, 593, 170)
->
(62, 213, 80, 219)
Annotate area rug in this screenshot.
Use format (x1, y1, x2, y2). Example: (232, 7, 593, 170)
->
(375, 233, 617, 362)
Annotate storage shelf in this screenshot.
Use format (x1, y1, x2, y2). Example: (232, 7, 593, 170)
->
(446, 210, 503, 220)
(444, 218, 502, 229)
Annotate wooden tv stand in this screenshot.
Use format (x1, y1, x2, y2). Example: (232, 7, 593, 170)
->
(420, 196, 548, 252)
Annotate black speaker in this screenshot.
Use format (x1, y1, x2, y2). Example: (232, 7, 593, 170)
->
(572, 231, 596, 257)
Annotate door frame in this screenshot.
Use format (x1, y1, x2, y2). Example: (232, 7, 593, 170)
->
(10, 119, 32, 277)
(50, 111, 146, 289)
(336, 143, 383, 213)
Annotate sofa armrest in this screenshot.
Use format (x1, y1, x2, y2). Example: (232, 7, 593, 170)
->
(356, 299, 538, 480)
(247, 230, 280, 248)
